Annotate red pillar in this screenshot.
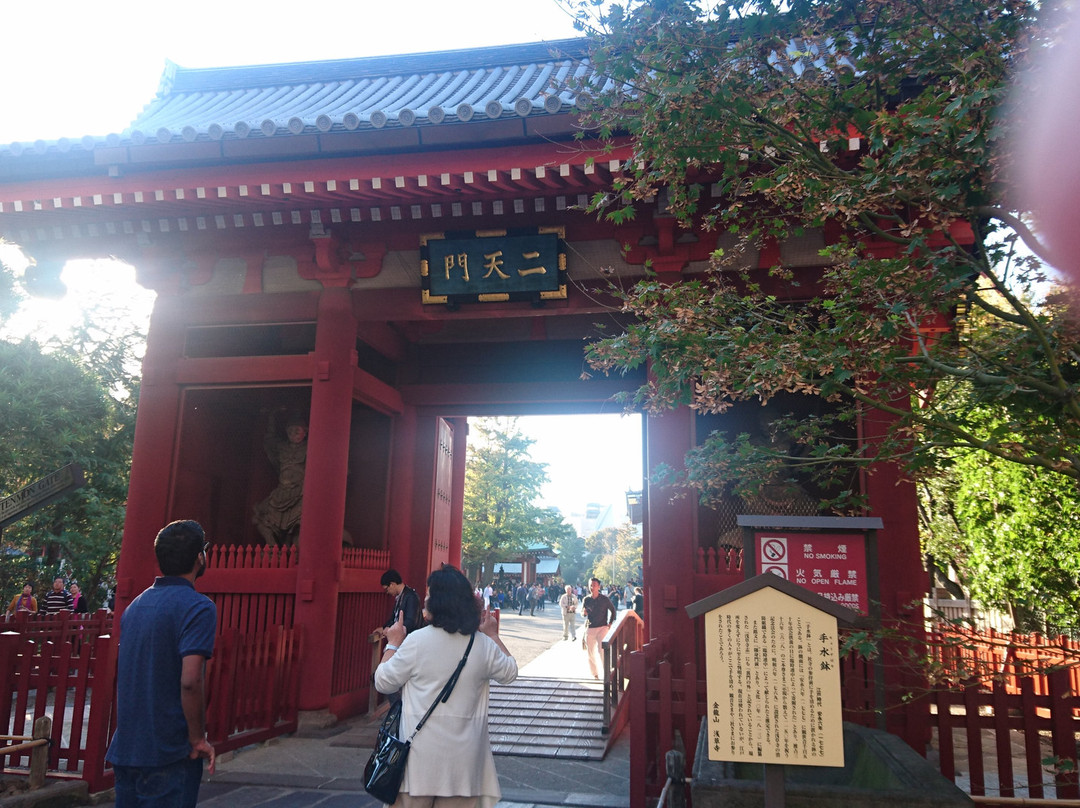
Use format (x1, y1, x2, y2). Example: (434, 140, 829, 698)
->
(406, 415, 438, 588)
(294, 285, 356, 712)
(643, 407, 697, 665)
(448, 416, 468, 570)
(863, 408, 930, 750)
(116, 298, 187, 616)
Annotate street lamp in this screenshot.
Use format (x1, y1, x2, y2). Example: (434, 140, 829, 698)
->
(610, 537, 616, 587)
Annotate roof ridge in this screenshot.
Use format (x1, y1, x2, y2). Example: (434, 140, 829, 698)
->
(0, 38, 595, 157)
(165, 38, 590, 94)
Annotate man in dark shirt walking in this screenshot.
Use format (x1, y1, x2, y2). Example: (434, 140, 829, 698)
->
(582, 577, 616, 680)
(106, 520, 216, 808)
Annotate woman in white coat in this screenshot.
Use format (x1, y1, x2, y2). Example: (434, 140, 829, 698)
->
(374, 565, 517, 808)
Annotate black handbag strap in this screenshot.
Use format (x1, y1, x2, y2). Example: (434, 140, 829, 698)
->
(409, 632, 475, 740)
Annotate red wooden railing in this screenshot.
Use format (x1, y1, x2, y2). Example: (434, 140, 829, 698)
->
(629, 634, 683, 808)
(1, 610, 302, 793)
(0, 625, 117, 792)
(695, 546, 743, 576)
(332, 591, 388, 699)
(926, 623, 1080, 696)
(342, 547, 391, 570)
(206, 626, 303, 752)
(212, 591, 296, 636)
(201, 542, 389, 713)
(204, 542, 388, 571)
(601, 609, 645, 736)
(206, 543, 297, 568)
(2, 609, 113, 642)
(934, 672, 1080, 801)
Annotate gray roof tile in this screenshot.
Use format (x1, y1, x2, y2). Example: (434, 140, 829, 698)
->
(1, 39, 592, 156)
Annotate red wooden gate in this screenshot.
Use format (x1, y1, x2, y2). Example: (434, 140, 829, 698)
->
(0, 616, 117, 792)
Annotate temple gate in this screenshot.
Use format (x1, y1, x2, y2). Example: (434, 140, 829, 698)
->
(0, 38, 926, 745)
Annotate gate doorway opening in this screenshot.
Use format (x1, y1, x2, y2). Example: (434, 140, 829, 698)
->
(461, 412, 645, 762)
(462, 412, 644, 607)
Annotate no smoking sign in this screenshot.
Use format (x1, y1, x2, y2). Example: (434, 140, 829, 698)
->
(759, 536, 789, 579)
(751, 530, 871, 614)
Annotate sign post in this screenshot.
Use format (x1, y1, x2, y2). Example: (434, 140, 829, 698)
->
(0, 464, 85, 533)
(687, 573, 859, 807)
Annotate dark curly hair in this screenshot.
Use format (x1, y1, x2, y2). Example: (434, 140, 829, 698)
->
(425, 565, 480, 635)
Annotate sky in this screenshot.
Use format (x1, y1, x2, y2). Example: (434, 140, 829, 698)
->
(0, 0, 642, 524)
(0, 0, 589, 144)
(512, 414, 642, 519)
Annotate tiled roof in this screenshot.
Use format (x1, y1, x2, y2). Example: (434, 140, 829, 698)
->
(535, 559, 561, 574)
(1, 39, 596, 157)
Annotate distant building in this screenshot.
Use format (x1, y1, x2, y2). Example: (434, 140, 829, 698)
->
(493, 541, 560, 585)
(567, 499, 641, 540)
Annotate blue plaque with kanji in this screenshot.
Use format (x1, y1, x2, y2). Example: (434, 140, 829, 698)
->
(421, 227, 566, 305)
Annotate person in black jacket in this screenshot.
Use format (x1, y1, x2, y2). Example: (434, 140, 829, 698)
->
(69, 583, 89, 614)
(378, 569, 423, 636)
(375, 568, 423, 704)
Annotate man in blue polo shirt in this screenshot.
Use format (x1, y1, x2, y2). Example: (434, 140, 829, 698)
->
(106, 520, 217, 808)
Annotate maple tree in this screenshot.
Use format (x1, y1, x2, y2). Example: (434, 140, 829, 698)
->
(560, 0, 1078, 510)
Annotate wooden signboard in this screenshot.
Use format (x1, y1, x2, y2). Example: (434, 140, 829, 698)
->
(0, 464, 85, 530)
(420, 226, 567, 305)
(687, 574, 858, 768)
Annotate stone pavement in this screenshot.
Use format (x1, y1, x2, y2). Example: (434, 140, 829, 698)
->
(90, 607, 631, 807)
(192, 630, 629, 808)
(192, 731, 629, 808)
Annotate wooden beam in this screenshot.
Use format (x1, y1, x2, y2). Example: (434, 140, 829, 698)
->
(355, 321, 409, 363)
(174, 354, 313, 385)
(353, 366, 404, 415)
(400, 378, 638, 410)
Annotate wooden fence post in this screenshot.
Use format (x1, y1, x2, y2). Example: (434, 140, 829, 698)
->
(681, 661, 699, 769)
(1049, 666, 1080, 799)
(629, 648, 647, 808)
(81, 634, 118, 794)
(0, 632, 18, 750)
(28, 715, 51, 789)
(665, 748, 686, 808)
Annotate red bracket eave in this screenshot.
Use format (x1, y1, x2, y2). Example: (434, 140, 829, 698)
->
(0, 140, 637, 210)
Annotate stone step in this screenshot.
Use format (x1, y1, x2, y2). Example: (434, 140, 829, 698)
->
(488, 677, 607, 760)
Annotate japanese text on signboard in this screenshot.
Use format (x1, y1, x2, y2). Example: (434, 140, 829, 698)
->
(421, 229, 566, 304)
(756, 532, 868, 614)
(704, 587, 844, 766)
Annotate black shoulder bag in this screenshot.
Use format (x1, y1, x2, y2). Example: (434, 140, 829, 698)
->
(364, 633, 476, 804)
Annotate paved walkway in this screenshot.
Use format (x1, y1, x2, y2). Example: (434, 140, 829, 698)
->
(91, 604, 631, 808)
(196, 731, 629, 808)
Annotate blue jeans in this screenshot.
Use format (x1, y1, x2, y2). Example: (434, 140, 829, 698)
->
(114, 756, 203, 808)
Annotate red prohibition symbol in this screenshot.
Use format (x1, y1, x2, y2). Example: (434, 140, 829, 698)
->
(762, 538, 787, 562)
